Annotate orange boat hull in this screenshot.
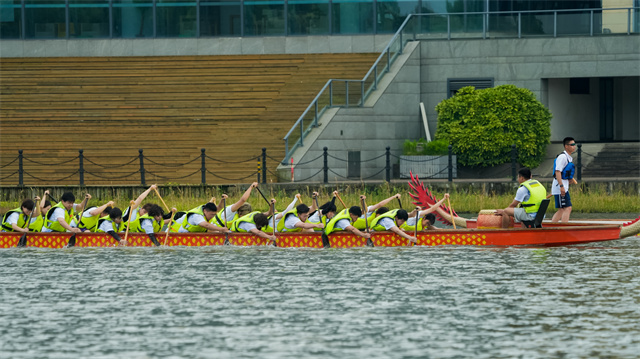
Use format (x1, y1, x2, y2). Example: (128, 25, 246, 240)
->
(0, 225, 624, 249)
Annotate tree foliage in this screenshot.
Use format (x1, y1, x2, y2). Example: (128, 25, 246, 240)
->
(434, 85, 552, 168)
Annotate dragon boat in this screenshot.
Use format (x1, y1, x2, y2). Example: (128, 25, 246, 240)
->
(1, 221, 639, 249)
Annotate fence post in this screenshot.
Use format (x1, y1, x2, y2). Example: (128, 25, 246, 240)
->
(79, 149, 84, 186)
(577, 144, 582, 181)
(448, 145, 453, 182)
(201, 148, 206, 185)
(18, 150, 23, 187)
(511, 144, 517, 181)
(262, 148, 267, 184)
(385, 146, 391, 183)
(139, 149, 146, 186)
(323, 147, 328, 184)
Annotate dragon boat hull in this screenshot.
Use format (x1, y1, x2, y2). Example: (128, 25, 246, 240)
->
(0, 225, 629, 249)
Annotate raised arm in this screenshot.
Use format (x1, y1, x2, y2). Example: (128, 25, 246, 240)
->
(415, 193, 450, 217)
(133, 184, 157, 209)
(309, 192, 319, 212)
(38, 190, 49, 215)
(275, 194, 300, 221)
(230, 182, 258, 212)
(32, 196, 42, 218)
(370, 193, 401, 212)
(262, 199, 277, 217)
(76, 193, 91, 213)
(89, 201, 114, 216)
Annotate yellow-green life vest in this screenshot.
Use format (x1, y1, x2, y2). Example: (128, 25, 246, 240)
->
(370, 209, 399, 231)
(400, 216, 424, 232)
(307, 210, 328, 232)
(95, 215, 124, 233)
(230, 211, 262, 232)
(214, 211, 238, 228)
(2, 208, 28, 231)
(77, 207, 101, 231)
(129, 214, 162, 233)
(520, 179, 547, 214)
(353, 211, 376, 230)
(276, 208, 303, 233)
(44, 202, 74, 232)
(179, 205, 213, 233)
(324, 209, 353, 235)
(29, 215, 45, 232)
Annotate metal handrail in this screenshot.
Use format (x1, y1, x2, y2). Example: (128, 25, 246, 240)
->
(283, 6, 639, 162)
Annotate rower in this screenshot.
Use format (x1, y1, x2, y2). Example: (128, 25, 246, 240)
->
(122, 184, 157, 225)
(401, 193, 450, 231)
(264, 193, 301, 233)
(128, 204, 167, 245)
(96, 207, 126, 245)
(324, 206, 371, 240)
(42, 192, 87, 233)
(307, 192, 337, 231)
(230, 210, 277, 242)
(1, 198, 39, 233)
(215, 182, 259, 227)
(353, 193, 402, 230)
(496, 167, 547, 228)
(29, 191, 52, 232)
(370, 208, 417, 243)
(72, 199, 115, 232)
(173, 203, 231, 234)
(277, 204, 324, 233)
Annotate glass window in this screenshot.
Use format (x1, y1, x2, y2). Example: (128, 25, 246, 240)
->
(332, 0, 373, 34)
(69, 0, 109, 39)
(244, 0, 285, 36)
(0, 0, 22, 39)
(24, 0, 66, 39)
(288, 0, 329, 35)
(157, 0, 197, 37)
(200, 0, 241, 37)
(376, 0, 418, 34)
(113, 0, 153, 38)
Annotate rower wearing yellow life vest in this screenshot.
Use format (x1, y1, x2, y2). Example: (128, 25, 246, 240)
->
(29, 191, 52, 232)
(214, 182, 259, 228)
(263, 193, 301, 233)
(1, 198, 39, 233)
(71, 200, 115, 232)
(370, 208, 417, 243)
(231, 211, 277, 242)
(401, 193, 450, 232)
(172, 203, 232, 234)
(324, 206, 371, 240)
(306, 193, 337, 231)
(353, 193, 402, 230)
(42, 192, 88, 233)
(95, 207, 127, 245)
(128, 204, 167, 246)
(496, 168, 547, 228)
(122, 184, 158, 226)
(277, 204, 324, 233)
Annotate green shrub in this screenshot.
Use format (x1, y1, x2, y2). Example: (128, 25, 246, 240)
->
(434, 85, 552, 168)
(403, 139, 449, 156)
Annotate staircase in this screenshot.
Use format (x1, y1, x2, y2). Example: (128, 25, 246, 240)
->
(582, 143, 640, 178)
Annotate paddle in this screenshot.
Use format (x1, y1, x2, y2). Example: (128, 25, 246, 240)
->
(396, 195, 403, 209)
(361, 197, 373, 247)
(335, 192, 347, 209)
(163, 208, 177, 246)
(150, 188, 170, 247)
(68, 193, 90, 248)
(123, 200, 135, 245)
(447, 196, 456, 230)
(311, 195, 329, 248)
(255, 186, 270, 205)
(153, 187, 171, 213)
(17, 195, 38, 248)
(413, 206, 420, 246)
(222, 197, 229, 245)
(271, 200, 278, 247)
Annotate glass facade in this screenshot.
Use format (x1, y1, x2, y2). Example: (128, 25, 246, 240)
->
(0, 0, 634, 40)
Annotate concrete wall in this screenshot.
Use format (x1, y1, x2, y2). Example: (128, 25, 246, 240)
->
(0, 35, 393, 57)
(548, 78, 601, 142)
(420, 36, 640, 142)
(278, 41, 422, 182)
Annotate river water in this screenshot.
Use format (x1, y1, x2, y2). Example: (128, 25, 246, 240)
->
(1, 238, 639, 359)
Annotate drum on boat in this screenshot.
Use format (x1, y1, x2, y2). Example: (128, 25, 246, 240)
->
(477, 209, 514, 229)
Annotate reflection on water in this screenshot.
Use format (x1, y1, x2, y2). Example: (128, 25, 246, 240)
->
(1, 239, 639, 359)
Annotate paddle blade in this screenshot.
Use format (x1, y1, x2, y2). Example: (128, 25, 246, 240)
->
(17, 233, 27, 247)
(67, 234, 77, 248)
(321, 232, 330, 248)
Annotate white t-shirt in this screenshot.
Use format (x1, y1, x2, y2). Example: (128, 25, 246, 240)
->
(70, 207, 98, 228)
(406, 217, 418, 227)
(376, 217, 396, 230)
(284, 214, 302, 231)
(238, 221, 257, 232)
(178, 213, 206, 233)
(2, 212, 38, 232)
(42, 204, 79, 232)
(123, 207, 138, 222)
(551, 151, 572, 195)
(215, 207, 236, 226)
(359, 206, 374, 219)
(97, 219, 115, 233)
(334, 219, 350, 231)
(140, 219, 156, 234)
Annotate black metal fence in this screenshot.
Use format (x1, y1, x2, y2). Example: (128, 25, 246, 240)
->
(1, 144, 596, 186)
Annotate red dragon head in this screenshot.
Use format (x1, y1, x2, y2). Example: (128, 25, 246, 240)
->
(408, 171, 458, 225)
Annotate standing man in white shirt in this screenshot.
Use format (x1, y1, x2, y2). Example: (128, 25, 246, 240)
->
(551, 137, 578, 223)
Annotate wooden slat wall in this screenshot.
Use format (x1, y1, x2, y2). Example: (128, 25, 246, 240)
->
(0, 53, 378, 185)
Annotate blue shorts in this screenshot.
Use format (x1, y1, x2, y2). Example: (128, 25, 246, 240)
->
(554, 192, 572, 209)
